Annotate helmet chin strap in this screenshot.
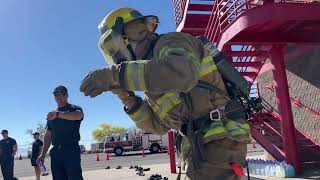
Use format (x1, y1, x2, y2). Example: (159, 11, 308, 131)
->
(112, 17, 137, 62)
(123, 35, 137, 61)
(112, 17, 158, 62)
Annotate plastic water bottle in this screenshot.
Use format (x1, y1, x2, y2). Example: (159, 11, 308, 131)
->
(260, 161, 266, 176)
(276, 162, 286, 177)
(250, 159, 256, 175)
(269, 161, 276, 177)
(255, 160, 260, 175)
(247, 159, 253, 175)
(283, 162, 296, 177)
(264, 161, 271, 176)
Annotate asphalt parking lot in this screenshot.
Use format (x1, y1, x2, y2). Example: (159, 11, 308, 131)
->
(1, 144, 265, 179)
(0, 151, 171, 179)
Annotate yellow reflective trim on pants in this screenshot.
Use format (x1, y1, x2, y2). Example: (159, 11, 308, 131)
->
(225, 120, 250, 137)
(225, 121, 239, 131)
(158, 46, 200, 69)
(240, 123, 250, 130)
(203, 126, 227, 139)
(229, 129, 248, 136)
(198, 56, 217, 77)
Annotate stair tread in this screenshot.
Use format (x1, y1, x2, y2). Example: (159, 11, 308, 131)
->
(188, 4, 213, 11)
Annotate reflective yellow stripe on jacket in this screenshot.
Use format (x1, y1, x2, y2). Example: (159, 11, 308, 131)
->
(198, 56, 217, 77)
(149, 92, 182, 122)
(148, 55, 218, 122)
(125, 60, 147, 91)
(129, 101, 164, 133)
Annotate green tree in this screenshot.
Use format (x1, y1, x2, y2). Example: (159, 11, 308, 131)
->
(92, 123, 125, 142)
(26, 123, 47, 140)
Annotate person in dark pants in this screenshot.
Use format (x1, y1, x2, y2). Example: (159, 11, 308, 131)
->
(0, 130, 18, 180)
(37, 86, 84, 180)
(31, 132, 46, 180)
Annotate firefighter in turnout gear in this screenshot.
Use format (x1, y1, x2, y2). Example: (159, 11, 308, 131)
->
(80, 8, 251, 180)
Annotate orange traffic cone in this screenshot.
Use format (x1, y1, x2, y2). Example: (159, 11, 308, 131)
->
(19, 154, 22, 160)
(106, 152, 109, 161)
(96, 153, 100, 161)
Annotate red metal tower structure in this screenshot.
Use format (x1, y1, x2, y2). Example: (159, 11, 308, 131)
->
(172, 0, 320, 173)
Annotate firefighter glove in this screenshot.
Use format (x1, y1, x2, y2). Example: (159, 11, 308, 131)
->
(80, 66, 120, 98)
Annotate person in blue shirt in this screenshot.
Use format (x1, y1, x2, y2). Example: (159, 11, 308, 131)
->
(37, 86, 84, 180)
(0, 129, 18, 180)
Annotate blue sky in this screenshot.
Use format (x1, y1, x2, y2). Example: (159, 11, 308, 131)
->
(0, 0, 176, 148)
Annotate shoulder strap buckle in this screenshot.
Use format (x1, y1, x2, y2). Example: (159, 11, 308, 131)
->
(209, 107, 225, 121)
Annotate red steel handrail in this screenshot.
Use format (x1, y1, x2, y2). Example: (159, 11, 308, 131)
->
(266, 84, 320, 117)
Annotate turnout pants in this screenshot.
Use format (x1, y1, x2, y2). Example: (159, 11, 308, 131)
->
(50, 145, 83, 180)
(0, 157, 14, 180)
(185, 138, 247, 180)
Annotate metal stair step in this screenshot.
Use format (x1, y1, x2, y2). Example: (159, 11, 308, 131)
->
(240, 72, 258, 78)
(231, 62, 263, 68)
(183, 14, 211, 28)
(226, 51, 269, 57)
(188, 4, 213, 11)
(182, 28, 206, 36)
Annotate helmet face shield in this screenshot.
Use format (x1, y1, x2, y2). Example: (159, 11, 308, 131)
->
(99, 29, 133, 65)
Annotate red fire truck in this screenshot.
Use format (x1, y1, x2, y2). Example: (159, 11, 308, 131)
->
(104, 132, 168, 156)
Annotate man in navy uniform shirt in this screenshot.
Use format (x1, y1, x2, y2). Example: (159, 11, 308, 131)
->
(0, 129, 18, 180)
(37, 86, 84, 180)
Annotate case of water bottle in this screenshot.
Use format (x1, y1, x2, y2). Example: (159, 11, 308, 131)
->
(246, 159, 296, 178)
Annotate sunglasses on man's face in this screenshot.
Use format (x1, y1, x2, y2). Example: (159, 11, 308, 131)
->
(53, 92, 67, 97)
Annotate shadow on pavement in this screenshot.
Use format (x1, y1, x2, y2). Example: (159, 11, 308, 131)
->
(296, 167, 320, 179)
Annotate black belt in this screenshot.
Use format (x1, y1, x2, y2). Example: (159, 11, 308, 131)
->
(181, 105, 245, 136)
(53, 143, 79, 149)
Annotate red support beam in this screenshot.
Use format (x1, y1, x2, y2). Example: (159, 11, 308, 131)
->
(270, 45, 301, 174)
(168, 131, 176, 174)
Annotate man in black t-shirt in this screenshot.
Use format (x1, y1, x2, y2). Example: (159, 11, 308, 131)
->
(0, 129, 17, 180)
(31, 132, 43, 180)
(37, 86, 84, 180)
